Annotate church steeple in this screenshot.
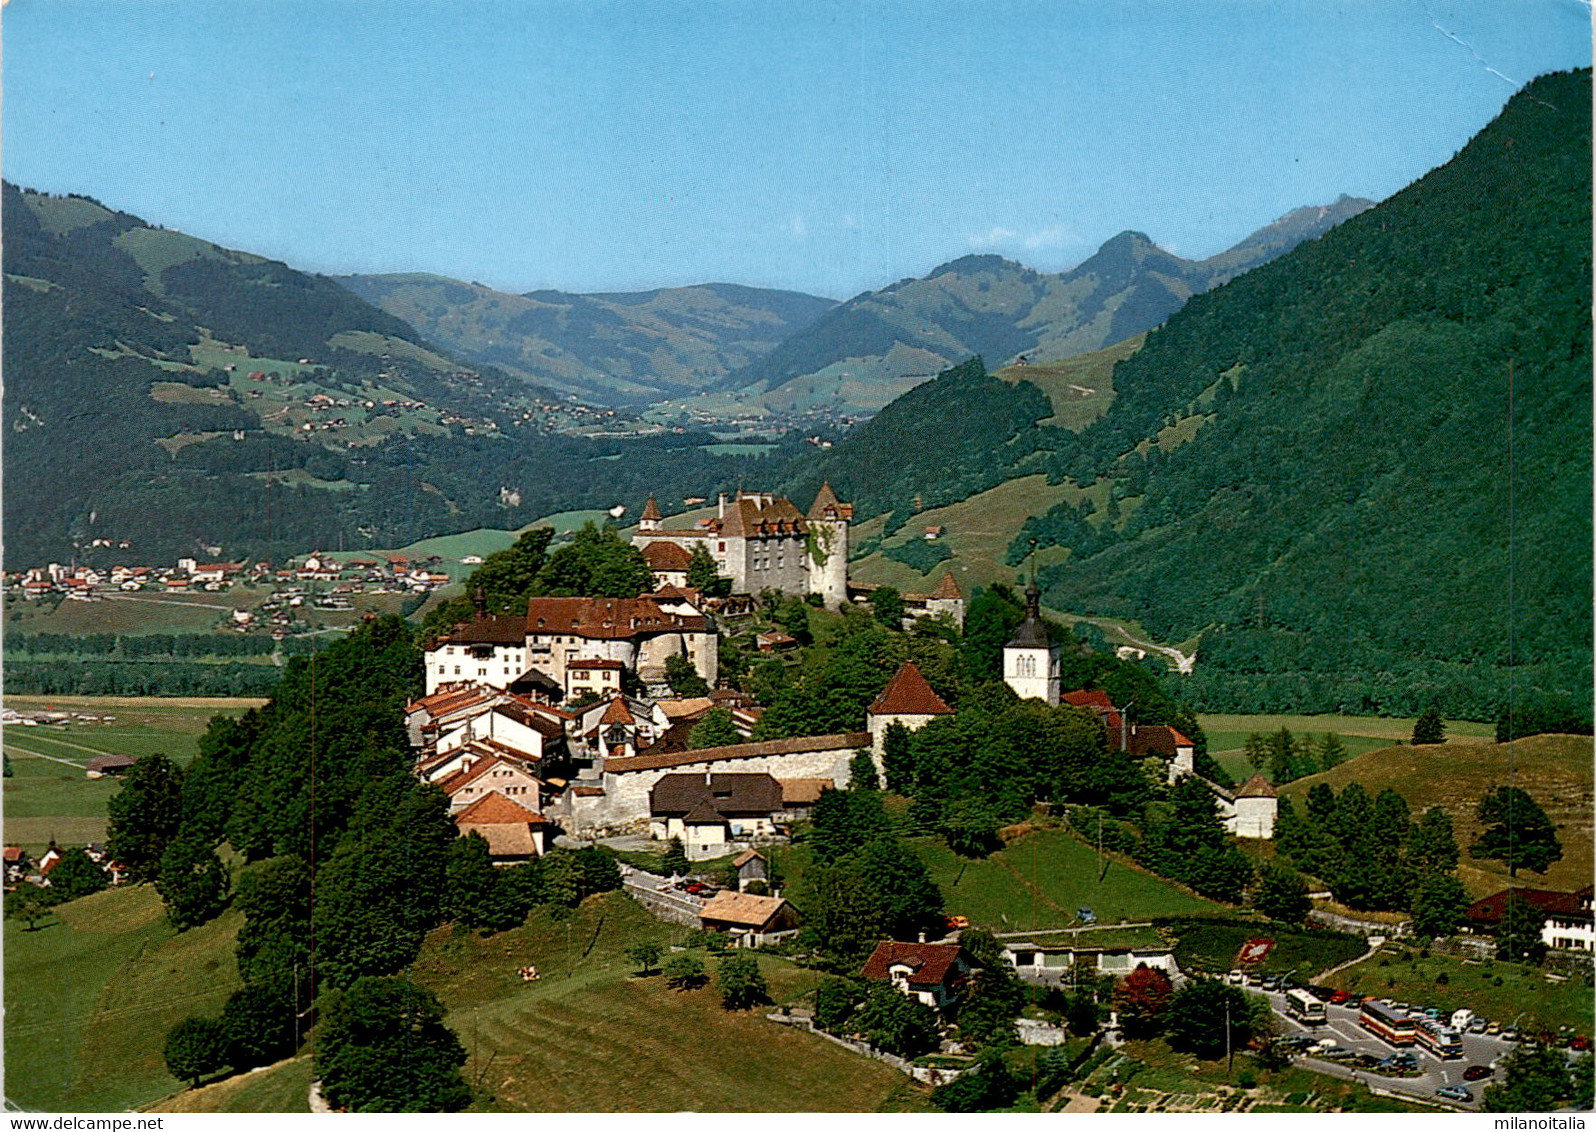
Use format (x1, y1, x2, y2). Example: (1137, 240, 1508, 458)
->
(1004, 546, 1058, 704)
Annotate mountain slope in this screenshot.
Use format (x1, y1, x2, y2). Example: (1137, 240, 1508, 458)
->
(782, 70, 1591, 719)
(337, 274, 837, 406)
(728, 196, 1372, 417)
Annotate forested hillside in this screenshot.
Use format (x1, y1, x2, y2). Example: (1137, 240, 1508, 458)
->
(726, 197, 1370, 418)
(339, 274, 837, 406)
(1, 187, 795, 565)
(782, 70, 1592, 719)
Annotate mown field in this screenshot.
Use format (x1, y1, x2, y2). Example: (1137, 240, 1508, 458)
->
(1279, 734, 1594, 898)
(149, 1056, 313, 1114)
(3, 697, 257, 851)
(1324, 941, 1594, 1035)
(408, 893, 929, 1112)
(4, 884, 244, 1112)
(1201, 713, 1496, 784)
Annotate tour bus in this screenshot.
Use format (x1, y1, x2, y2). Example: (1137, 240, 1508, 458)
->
(1415, 1019, 1465, 1059)
(1359, 1000, 1419, 1046)
(1285, 987, 1328, 1026)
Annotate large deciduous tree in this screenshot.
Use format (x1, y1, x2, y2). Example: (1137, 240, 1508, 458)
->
(1163, 979, 1255, 1060)
(854, 983, 941, 1058)
(1113, 964, 1174, 1039)
(1252, 863, 1310, 925)
(46, 847, 110, 903)
(164, 1017, 229, 1088)
(106, 753, 185, 883)
(716, 953, 771, 1011)
(156, 836, 231, 930)
(1470, 787, 1563, 876)
(316, 977, 470, 1112)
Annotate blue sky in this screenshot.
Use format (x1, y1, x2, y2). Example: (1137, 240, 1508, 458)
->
(4, 0, 1589, 298)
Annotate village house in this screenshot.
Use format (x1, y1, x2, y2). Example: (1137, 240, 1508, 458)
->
(565, 657, 624, 701)
(454, 792, 555, 862)
(639, 539, 694, 589)
(648, 772, 784, 858)
(732, 848, 769, 892)
(1126, 724, 1197, 783)
(1465, 885, 1595, 952)
(861, 940, 974, 1010)
(1223, 773, 1279, 840)
(698, 890, 802, 947)
(437, 753, 546, 813)
(1000, 937, 1177, 981)
(901, 571, 966, 625)
(632, 484, 852, 609)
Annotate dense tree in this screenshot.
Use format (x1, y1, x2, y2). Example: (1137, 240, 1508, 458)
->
(1470, 787, 1563, 876)
(46, 847, 110, 903)
(808, 786, 891, 864)
(233, 855, 312, 987)
(156, 836, 231, 930)
(868, 586, 905, 629)
(5, 885, 53, 931)
(1139, 776, 1254, 902)
(219, 980, 304, 1070)
(1409, 873, 1469, 940)
(1164, 980, 1256, 1060)
(665, 654, 711, 698)
(106, 753, 185, 883)
(1113, 964, 1174, 1039)
(686, 543, 730, 596)
(939, 796, 1003, 858)
(1483, 1044, 1579, 1112)
(881, 722, 915, 793)
(443, 832, 523, 933)
(1494, 892, 1550, 964)
(855, 839, 944, 939)
(847, 749, 880, 791)
(664, 953, 707, 990)
(535, 522, 653, 598)
(814, 977, 866, 1032)
(1314, 732, 1348, 770)
(164, 1017, 229, 1088)
(854, 983, 941, 1058)
(1412, 706, 1446, 745)
(688, 707, 740, 749)
(316, 977, 470, 1112)
(932, 1051, 1023, 1112)
(1496, 694, 1594, 743)
(1410, 806, 1461, 875)
(797, 864, 885, 961)
(716, 954, 771, 1011)
(1252, 863, 1310, 925)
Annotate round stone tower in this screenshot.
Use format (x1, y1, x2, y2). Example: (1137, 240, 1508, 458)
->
(805, 482, 851, 610)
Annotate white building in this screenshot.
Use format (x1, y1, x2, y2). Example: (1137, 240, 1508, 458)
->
(1003, 579, 1060, 705)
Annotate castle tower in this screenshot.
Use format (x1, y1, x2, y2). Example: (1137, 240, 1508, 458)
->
(638, 495, 662, 534)
(1003, 577, 1059, 704)
(805, 482, 851, 610)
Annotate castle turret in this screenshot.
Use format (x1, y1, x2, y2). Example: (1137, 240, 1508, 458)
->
(639, 495, 662, 533)
(1003, 577, 1059, 704)
(805, 482, 851, 610)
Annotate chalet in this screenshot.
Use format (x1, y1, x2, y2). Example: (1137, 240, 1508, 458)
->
(85, 754, 138, 779)
(438, 754, 545, 813)
(1465, 885, 1594, 952)
(866, 661, 954, 756)
(861, 940, 973, 1010)
(649, 772, 784, 857)
(566, 657, 624, 701)
(454, 791, 554, 861)
(697, 890, 801, 947)
(755, 631, 797, 653)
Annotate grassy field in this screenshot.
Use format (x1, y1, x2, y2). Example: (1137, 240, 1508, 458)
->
(149, 1056, 313, 1113)
(912, 829, 1226, 932)
(410, 893, 928, 1112)
(1279, 734, 1593, 898)
(5, 884, 244, 1112)
(4, 697, 255, 851)
(1324, 942, 1594, 1035)
(1168, 919, 1367, 982)
(992, 334, 1141, 431)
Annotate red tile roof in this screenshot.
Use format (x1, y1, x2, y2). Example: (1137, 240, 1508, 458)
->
(869, 662, 953, 717)
(600, 698, 636, 726)
(525, 595, 708, 638)
(454, 791, 547, 825)
(861, 941, 968, 987)
(1235, 773, 1278, 799)
(568, 657, 624, 670)
(439, 614, 526, 646)
(641, 541, 694, 571)
(932, 572, 963, 600)
(1466, 885, 1594, 924)
(1127, 725, 1194, 758)
(641, 495, 663, 522)
(1062, 689, 1124, 734)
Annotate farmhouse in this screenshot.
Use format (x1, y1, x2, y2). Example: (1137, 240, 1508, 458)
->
(861, 940, 973, 1010)
(1465, 885, 1594, 952)
(698, 891, 801, 947)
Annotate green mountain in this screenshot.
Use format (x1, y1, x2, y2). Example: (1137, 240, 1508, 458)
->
(336, 273, 837, 406)
(726, 197, 1372, 418)
(2, 186, 793, 566)
(782, 70, 1591, 720)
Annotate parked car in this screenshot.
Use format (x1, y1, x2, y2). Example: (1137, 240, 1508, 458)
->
(946, 915, 970, 930)
(1502, 1029, 1521, 1042)
(1228, 970, 1246, 985)
(1329, 990, 1352, 1005)
(1319, 1046, 1357, 1060)
(1351, 1054, 1382, 1069)
(1436, 1085, 1473, 1103)
(1486, 1022, 1502, 1035)
(1467, 1019, 1489, 1034)
(1077, 906, 1097, 924)
(1463, 1066, 1494, 1082)
(1379, 1054, 1418, 1071)
(1261, 976, 1281, 990)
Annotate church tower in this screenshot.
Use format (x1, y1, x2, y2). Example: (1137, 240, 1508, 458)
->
(805, 482, 851, 610)
(1004, 577, 1059, 704)
(638, 495, 662, 534)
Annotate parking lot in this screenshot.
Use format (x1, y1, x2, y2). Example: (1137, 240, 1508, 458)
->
(1260, 988, 1522, 1109)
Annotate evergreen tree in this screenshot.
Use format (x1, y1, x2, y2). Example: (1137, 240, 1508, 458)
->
(688, 707, 740, 749)
(156, 836, 230, 930)
(1471, 787, 1563, 876)
(1410, 806, 1460, 874)
(1252, 863, 1310, 924)
(106, 753, 185, 883)
(316, 977, 470, 1112)
(1412, 706, 1446, 745)
(881, 721, 915, 793)
(660, 837, 690, 877)
(1314, 732, 1348, 769)
(1409, 873, 1469, 940)
(848, 749, 880, 791)
(164, 1017, 229, 1088)
(46, 847, 110, 903)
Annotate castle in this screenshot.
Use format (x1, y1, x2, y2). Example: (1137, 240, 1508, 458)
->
(632, 484, 852, 609)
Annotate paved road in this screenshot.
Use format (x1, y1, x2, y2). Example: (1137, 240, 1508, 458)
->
(1262, 989, 1519, 1110)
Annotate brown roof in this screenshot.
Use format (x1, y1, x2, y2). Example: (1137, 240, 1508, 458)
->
(699, 891, 795, 930)
(85, 754, 138, 773)
(525, 595, 708, 638)
(464, 824, 541, 857)
(807, 481, 851, 521)
(641, 495, 663, 521)
(869, 662, 953, 717)
(657, 697, 715, 720)
(600, 698, 636, 726)
(407, 685, 494, 717)
(606, 731, 871, 773)
(861, 941, 968, 987)
(713, 492, 808, 539)
(650, 772, 783, 817)
(494, 702, 565, 739)
(932, 572, 963, 600)
(1235, 773, 1279, 799)
(732, 849, 766, 867)
(641, 541, 694, 571)
(1466, 885, 1593, 924)
(569, 657, 624, 670)
(454, 791, 547, 825)
(3, 847, 24, 863)
(1062, 689, 1124, 734)
(1127, 725, 1194, 758)
(441, 614, 526, 646)
(438, 753, 539, 796)
(778, 778, 833, 805)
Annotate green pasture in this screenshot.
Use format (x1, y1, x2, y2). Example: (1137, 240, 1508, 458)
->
(1167, 919, 1367, 981)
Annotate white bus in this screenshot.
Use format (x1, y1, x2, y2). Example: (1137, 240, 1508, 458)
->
(1285, 988, 1327, 1026)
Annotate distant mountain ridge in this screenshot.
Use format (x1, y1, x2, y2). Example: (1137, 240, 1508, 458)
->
(336, 273, 838, 406)
(723, 195, 1373, 416)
